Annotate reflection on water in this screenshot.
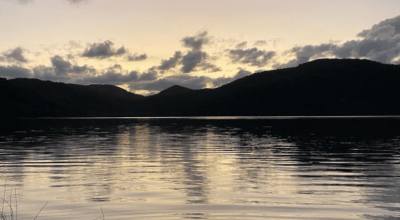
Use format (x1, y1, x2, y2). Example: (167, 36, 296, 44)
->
(0, 118, 400, 219)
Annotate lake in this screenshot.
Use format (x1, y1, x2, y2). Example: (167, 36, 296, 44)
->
(0, 117, 400, 220)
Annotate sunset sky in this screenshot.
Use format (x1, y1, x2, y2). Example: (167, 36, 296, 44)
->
(1, 0, 400, 95)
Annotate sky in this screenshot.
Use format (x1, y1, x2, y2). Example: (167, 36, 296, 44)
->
(1, 0, 400, 95)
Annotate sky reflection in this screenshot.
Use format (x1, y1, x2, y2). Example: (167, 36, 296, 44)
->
(0, 118, 399, 219)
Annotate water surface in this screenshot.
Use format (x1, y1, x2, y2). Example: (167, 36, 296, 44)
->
(0, 118, 400, 219)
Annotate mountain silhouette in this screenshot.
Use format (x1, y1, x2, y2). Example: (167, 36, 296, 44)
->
(153, 85, 193, 97)
(2, 58, 400, 117)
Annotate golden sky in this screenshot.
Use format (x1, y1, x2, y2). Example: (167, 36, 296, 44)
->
(1, 0, 400, 95)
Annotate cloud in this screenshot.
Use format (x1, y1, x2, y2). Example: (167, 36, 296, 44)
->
(156, 32, 221, 74)
(128, 68, 252, 93)
(181, 51, 207, 73)
(198, 62, 221, 73)
(13, 0, 32, 4)
(3, 47, 28, 63)
(275, 44, 337, 68)
(158, 51, 182, 70)
(178, 31, 221, 73)
(182, 31, 210, 51)
(229, 48, 276, 67)
(73, 65, 159, 85)
(235, 42, 247, 49)
(276, 15, 400, 68)
(51, 55, 93, 75)
(82, 40, 126, 59)
(0, 65, 31, 78)
(138, 67, 158, 81)
(253, 40, 267, 47)
(65, 0, 87, 4)
(51, 55, 72, 75)
(212, 69, 252, 87)
(129, 74, 212, 92)
(11, 0, 88, 4)
(32, 65, 64, 81)
(127, 54, 147, 62)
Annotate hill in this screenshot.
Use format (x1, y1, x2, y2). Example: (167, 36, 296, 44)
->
(130, 59, 400, 116)
(153, 85, 193, 97)
(3, 59, 400, 117)
(1, 78, 144, 117)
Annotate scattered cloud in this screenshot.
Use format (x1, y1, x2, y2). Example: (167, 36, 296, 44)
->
(13, 0, 32, 4)
(275, 15, 400, 68)
(3, 47, 28, 63)
(181, 51, 207, 73)
(65, 0, 88, 4)
(198, 62, 221, 73)
(229, 48, 276, 67)
(253, 40, 267, 47)
(10, 0, 87, 4)
(74, 64, 136, 85)
(212, 69, 252, 87)
(179, 31, 221, 73)
(51, 55, 93, 75)
(82, 40, 126, 59)
(126, 54, 147, 62)
(274, 44, 336, 68)
(0, 65, 31, 78)
(128, 74, 212, 92)
(128, 68, 252, 93)
(138, 67, 158, 81)
(4, 14, 400, 95)
(158, 51, 182, 71)
(181, 31, 210, 51)
(73, 65, 159, 85)
(51, 55, 71, 75)
(235, 42, 247, 49)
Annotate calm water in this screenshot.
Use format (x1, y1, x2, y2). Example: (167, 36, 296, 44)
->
(0, 117, 400, 220)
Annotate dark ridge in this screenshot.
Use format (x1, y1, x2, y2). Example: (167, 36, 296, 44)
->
(85, 84, 144, 100)
(128, 59, 400, 116)
(3, 58, 400, 117)
(2, 78, 144, 117)
(154, 85, 193, 97)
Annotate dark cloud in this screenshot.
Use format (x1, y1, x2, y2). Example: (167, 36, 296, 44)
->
(253, 40, 267, 47)
(229, 48, 276, 67)
(51, 55, 93, 75)
(3, 47, 28, 63)
(51, 55, 71, 75)
(357, 16, 400, 39)
(129, 74, 212, 92)
(82, 40, 126, 59)
(276, 15, 400, 68)
(65, 0, 87, 4)
(235, 42, 247, 49)
(13, 0, 32, 4)
(32, 65, 65, 81)
(137, 67, 158, 81)
(30, 56, 94, 82)
(182, 31, 210, 51)
(11, 0, 87, 4)
(75, 65, 136, 85)
(181, 51, 207, 73)
(127, 54, 147, 62)
(71, 65, 92, 74)
(158, 51, 182, 70)
(74, 65, 159, 85)
(212, 69, 252, 87)
(0, 65, 31, 78)
(178, 31, 221, 73)
(128, 69, 252, 93)
(198, 62, 221, 73)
